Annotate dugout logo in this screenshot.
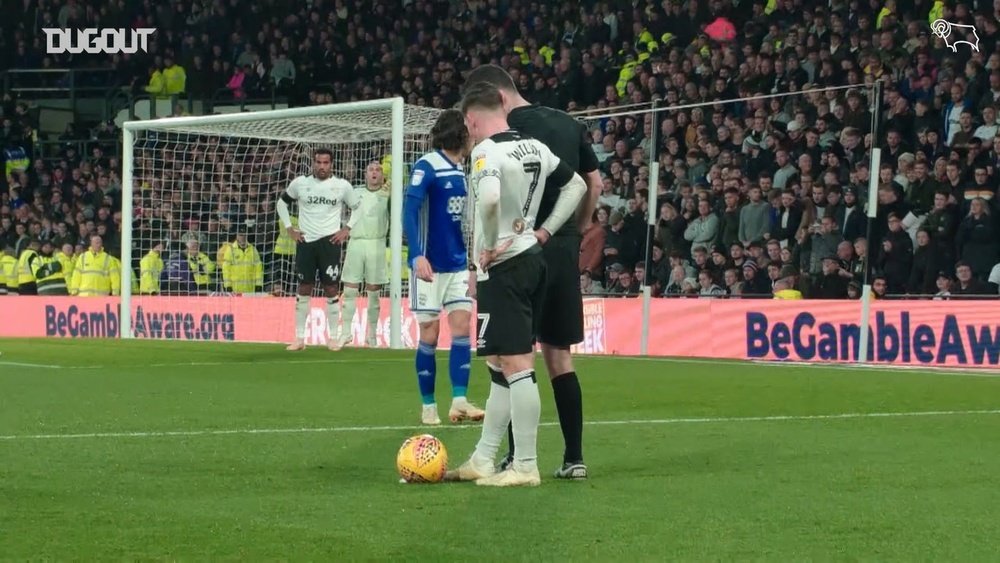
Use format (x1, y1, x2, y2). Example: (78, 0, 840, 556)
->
(43, 28, 156, 54)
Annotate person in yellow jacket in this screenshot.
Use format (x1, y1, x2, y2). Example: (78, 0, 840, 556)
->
(185, 239, 215, 294)
(30, 240, 68, 295)
(16, 238, 41, 295)
(162, 55, 187, 96)
(0, 245, 18, 295)
(221, 230, 264, 294)
(144, 65, 166, 99)
(273, 216, 298, 293)
(772, 279, 804, 299)
(70, 235, 120, 296)
(57, 244, 75, 282)
(140, 243, 165, 295)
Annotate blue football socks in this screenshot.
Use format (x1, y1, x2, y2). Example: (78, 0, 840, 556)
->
(449, 336, 471, 399)
(416, 341, 437, 405)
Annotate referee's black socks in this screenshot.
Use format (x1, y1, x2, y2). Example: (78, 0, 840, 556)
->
(551, 372, 583, 464)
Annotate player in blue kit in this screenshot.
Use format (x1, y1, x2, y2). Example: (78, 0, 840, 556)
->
(403, 109, 485, 426)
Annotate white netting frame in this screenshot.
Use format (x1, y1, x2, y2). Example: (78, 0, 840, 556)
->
(121, 98, 442, 348)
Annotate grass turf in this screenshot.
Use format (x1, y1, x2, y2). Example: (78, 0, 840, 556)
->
(1, 338, 999, 560)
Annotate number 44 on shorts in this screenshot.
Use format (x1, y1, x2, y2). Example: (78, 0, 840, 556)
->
(476, 313, 490, 349)
(326, 265, 339, 280)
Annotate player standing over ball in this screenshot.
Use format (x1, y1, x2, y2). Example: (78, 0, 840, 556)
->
(446, 82, 587, 487)
(403, 109, 484, 426)
(464, 64, 602, 479)
(276, 148, 361, 351)
(339, 161, 390, 348)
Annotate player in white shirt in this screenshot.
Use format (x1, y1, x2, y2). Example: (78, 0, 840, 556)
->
(340, 161, 390, 348)
(276, 148, 362, 351)
(445, 82, 587, 487)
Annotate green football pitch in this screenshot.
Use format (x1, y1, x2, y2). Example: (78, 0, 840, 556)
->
(2, 338, 999, 560)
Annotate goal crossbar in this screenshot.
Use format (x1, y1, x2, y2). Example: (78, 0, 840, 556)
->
(120, 97, 411, 348)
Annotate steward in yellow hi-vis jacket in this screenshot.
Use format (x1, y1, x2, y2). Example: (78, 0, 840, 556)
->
(31, 240, 68, 295)
(184, 239, 215, 294)
(273, 216, 297, 292)
(0, 245, 19, 295)
(70, 235, 121, 296)
(57, 244, 75, 282)
(140, 243, 165, 295)
(16, 238, 42, 295)
(221, 230, 263, 294)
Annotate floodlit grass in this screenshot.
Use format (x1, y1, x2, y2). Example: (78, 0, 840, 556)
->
(1, 339, 999, 560)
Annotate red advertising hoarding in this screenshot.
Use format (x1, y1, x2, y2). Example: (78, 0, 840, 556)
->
(1, 296, 997, 368)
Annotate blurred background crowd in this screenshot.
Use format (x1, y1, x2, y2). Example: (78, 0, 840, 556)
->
(1, 0, 999, 299)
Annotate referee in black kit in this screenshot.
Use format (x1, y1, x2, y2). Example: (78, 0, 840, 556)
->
(463, 65, 603, 479)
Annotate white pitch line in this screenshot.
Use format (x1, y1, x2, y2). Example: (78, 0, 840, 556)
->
(0, 361, 63, 369)
(1, 409, 998, 442)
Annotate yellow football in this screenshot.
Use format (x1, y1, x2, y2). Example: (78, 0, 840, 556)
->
(396, 434, 448, 483)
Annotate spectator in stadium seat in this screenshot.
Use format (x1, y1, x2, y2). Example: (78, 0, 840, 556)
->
(952, 262, 992, 296)
(772, 190, 803, 252)
(956, 198, 999, 280)
(655, 201, 686, 257)
(738, 184, 769, 247)
(684, 199, 718, 258)
(869, 276, 889, 300)
(808, 215, 842, 277)
(879, 213, 915, 294)
(697, 270, 724, 297)
(908, 229, 941, 295)
(741, 260, 769, 297)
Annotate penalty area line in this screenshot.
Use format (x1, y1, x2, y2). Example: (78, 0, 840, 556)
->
(1, 409, 998, 441)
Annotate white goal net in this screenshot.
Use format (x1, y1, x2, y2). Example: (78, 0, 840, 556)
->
(121, 99, 442, 348)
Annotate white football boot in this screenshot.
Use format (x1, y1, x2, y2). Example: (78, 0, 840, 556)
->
(448, 399, 485, 423)
(421, 404, 441, 425)
(476, 466, 541, 487)
(444, 457, 495, 482)
(286, 339, 306, 351)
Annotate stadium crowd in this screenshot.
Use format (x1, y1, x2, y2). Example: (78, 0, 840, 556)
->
(2, 0, 1000, 299)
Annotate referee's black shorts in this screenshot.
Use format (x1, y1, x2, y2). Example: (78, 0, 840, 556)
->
(537, 234, 584, 347)
(475, 246, 547, 357)
(296, 237, 342, 286)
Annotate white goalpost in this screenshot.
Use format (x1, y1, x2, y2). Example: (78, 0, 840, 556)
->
(120, 98, 442, 348)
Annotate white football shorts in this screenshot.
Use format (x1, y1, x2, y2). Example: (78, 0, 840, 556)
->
(342, 239, 388, 285)
(410, 271, 473, 323)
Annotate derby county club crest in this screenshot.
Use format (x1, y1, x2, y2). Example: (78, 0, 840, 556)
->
(512, 218, 527, 234)
(931, 19, 980, 53)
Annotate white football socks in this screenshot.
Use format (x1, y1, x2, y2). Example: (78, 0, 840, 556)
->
(366, 289, 380, 341)
(342, 287, 360, 337)
(472, 364, 511, 468)
(326, 297, 340, 339)
(294, 295, 309, 339)
(508, 370, 540, 472)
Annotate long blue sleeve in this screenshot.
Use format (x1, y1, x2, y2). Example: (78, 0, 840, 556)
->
(404, 161, 431, 268)
(403, 193, 426, 267)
